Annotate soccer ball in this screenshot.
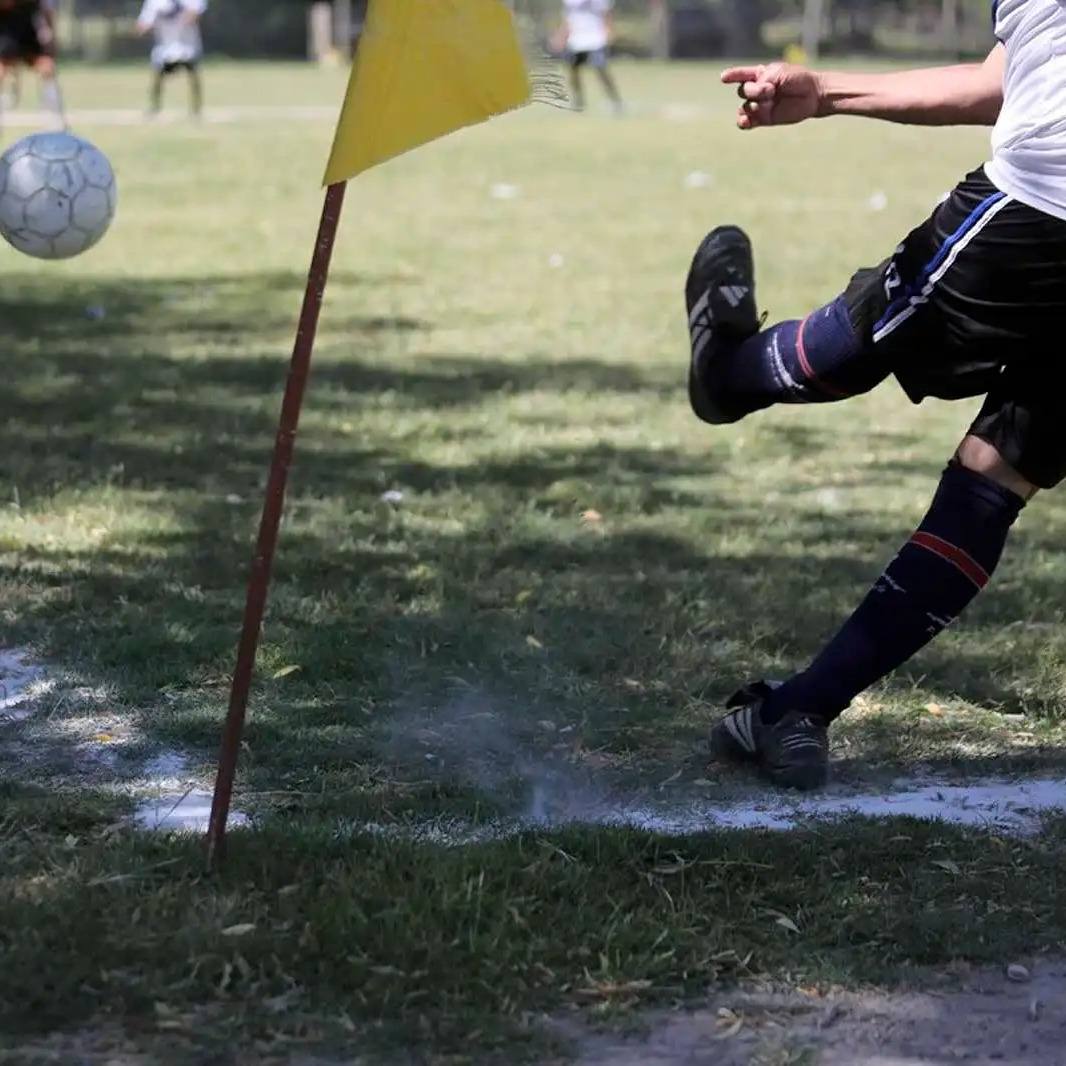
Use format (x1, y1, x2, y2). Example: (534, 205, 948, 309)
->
(0, 132, 117, 260)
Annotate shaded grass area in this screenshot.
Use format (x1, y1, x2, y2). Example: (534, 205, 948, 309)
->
(3, 784, 1066, 1063)
(3, 265, 1065, 803)
(4, 61, 1066, 1060)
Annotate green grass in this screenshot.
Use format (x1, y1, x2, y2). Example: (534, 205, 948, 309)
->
(3, 61, 1066, 1061)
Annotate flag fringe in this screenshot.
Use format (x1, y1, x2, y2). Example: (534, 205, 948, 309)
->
(529, 63, 571, 108)
(512, 13, 571, 109)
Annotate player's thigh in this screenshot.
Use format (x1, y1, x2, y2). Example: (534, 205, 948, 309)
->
(31, 54, 55, 76)
(843, 173, 998, 401)
(967, 363, 1066, 493)
(956, 435, 1039, 499)
(878, 169, 1066, 406)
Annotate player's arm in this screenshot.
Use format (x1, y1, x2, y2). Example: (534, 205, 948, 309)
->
(135, 0, 155, 35)
(551, 17, 568, 53)
(181, 0, 206, 26)
(723, 45, 1005, 130)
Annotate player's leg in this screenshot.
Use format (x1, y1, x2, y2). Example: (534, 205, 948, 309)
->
(569, 51, 586, 111)
(186, 62, 203, 117)
(686, 226, 896, 425)
(0, 64, 18, 110)
(147, 61, 169, 116)
(713, 435, 1033, 791)
(33, 55, 65, 128)
(0, 60, 8, 134)
(590, 49, 623, 113)
(706, 170, 1066, 789)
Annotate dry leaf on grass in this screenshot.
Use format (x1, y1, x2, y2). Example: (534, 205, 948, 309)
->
(221, 923, 256, 938)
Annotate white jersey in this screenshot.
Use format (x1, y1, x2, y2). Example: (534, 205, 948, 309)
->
(137, 0, 206, 68)
(564, 0, 611, 53)
(986, 0, 1066, 220)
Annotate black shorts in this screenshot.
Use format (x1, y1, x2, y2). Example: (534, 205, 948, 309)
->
(0, 28, 45, 64)
(843, 167, 1066, 489)
(569, 48, 608, 69)
(159, 59, 199, 75)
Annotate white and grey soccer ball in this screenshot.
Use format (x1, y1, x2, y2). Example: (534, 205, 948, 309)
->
(0, 132, 117, 260)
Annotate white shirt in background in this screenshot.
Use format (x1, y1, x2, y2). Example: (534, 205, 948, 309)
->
(987, 0, 1066, 220)
(563, 0, 612, 53)
(137, 0, 207, 68)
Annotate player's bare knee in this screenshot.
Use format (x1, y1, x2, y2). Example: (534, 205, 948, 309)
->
(955, 435, 1038, 500)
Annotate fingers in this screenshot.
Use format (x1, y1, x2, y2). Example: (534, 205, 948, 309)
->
(735, 107, 756, 130)
(724, 66, 777, 126)
(736, 100, 771, 130)
(737, 79, 776, 103)
(721, 66, 761, 85)
(724, 67, 773, 101)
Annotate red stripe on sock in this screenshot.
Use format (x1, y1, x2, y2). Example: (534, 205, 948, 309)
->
(910, 531, 990, 589)
(795, 315, 850, 399)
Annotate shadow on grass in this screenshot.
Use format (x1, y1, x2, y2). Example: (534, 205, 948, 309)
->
(1, 269, 1064, 800)
(3, 780, 1066, 1062)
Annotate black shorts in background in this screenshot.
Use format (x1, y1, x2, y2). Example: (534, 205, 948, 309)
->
(160, 59, 198, 75)
(0, 7, 48, 63)
(843, 167, 1066, 489)
(0, 29, 46, 63)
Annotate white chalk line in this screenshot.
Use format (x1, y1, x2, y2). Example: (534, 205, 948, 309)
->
(349, 776, 1066, 847)
(0, 647, 52, 722)
(5, 100, 709, 131)
(5, 648, 1066, 838)
(1, 647, 250, 832)
(4, 104, 338, 129)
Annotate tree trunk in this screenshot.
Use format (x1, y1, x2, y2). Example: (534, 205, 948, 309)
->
(308, 3, 332, 62)
(719, 0, 765, 55)
(802, 0, 826, 59)
(334, 0, 353, 58)
(940, 0, 960, 58)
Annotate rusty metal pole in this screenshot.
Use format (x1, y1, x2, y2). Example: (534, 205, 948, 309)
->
(205, 182, 348, 868)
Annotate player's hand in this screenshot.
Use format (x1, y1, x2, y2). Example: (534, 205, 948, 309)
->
(721, 63, 824, 130)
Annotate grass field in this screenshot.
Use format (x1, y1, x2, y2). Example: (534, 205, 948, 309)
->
(4, 61, 1066, 1064)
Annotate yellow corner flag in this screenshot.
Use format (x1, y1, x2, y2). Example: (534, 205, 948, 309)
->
(324, 0, 535, 186)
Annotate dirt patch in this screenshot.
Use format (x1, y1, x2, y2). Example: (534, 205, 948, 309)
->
(568, 960, 1066, 1065)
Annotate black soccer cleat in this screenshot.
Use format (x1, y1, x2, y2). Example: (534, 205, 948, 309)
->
(710, 681, 829, 791)
(685, 225, 760, 425)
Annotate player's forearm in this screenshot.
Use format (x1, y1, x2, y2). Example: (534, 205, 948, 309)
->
(816, 64, 1003, 126)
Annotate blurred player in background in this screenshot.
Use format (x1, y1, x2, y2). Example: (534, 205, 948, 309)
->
(557, 0, 623, 115)
(0, 0, 66, 132)
(137, 0, 206, 120)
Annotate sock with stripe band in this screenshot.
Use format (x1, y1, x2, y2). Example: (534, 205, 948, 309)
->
(758, 463, 1025, 726)
(702, 296, 892, 418)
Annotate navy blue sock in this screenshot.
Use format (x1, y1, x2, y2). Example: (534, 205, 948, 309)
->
(760, 464, 1025, 725)
(705, 297, 892, 417)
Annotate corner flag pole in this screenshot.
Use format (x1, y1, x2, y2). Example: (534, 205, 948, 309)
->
(205, 182, 347, 867)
